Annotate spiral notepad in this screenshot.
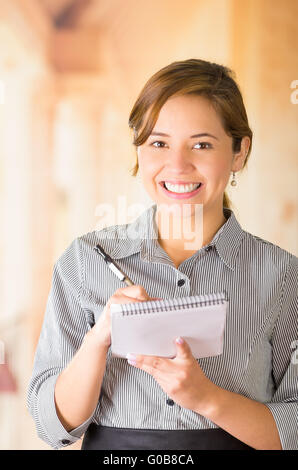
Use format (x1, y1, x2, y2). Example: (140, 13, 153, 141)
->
(110, 292, 228, 359)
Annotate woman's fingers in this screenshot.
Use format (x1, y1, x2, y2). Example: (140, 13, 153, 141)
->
(112, 285, 152, 302)
(93, 286, 159, 348)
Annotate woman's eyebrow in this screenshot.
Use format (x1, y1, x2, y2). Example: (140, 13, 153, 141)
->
(150, 131, 218, 140)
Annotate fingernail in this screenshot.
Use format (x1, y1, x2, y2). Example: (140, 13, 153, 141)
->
(126, 353, 137, 361)
(176, 336, 184, 344)
(128, 360, 137, 366)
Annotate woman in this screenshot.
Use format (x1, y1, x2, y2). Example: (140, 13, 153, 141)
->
(27, 59, 298, 450)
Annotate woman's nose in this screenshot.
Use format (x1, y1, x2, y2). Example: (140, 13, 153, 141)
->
(165, 149, 194, 171)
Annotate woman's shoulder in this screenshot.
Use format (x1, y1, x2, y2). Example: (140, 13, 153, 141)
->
(76, 207, 152, 256)
(241, 228, 298, 275)
(74, 218, 144, 260)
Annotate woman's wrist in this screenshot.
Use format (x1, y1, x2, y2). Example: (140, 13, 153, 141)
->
(194, 378, 221, 418)
(83, 328, 110, 354)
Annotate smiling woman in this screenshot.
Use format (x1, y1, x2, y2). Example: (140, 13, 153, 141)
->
(128, 58, 253, 211)
(27, 58, 298, 452)
(128, 60, 252, 266)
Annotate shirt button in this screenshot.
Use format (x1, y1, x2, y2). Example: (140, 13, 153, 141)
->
(205, 246, 212, 252)
(61, 439, 70, 445)
(166, 398, 175, 406)
(177, 279, 185, 287)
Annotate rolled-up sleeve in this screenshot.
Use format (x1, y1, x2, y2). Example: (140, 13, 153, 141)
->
(26, 237, 95, 449)
(265, 254, 298, 450)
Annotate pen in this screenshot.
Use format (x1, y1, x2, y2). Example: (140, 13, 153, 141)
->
(93, 244, 134, 287)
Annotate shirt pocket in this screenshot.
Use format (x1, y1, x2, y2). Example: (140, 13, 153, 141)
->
(81, 288, 107, 328)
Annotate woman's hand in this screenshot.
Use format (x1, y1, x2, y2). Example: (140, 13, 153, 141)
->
(91, 285, 159, 349)
(126, 337, 216, 415)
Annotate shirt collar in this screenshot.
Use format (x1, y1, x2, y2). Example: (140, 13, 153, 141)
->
(210, 207, 245, 270)
(108, 203, 245, 271)
(107, 205, 156, 259)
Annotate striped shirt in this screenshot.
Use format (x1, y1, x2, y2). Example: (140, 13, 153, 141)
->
(27, 204, 298, 450)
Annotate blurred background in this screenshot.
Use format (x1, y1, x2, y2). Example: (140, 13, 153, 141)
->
(0, 0, 297, 450)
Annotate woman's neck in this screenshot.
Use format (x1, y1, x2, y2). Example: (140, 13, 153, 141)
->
(154, 205, 227, 267)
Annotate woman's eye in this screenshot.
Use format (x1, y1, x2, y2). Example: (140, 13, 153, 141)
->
(194, 142, 212, 150)
(151, 141, 166, 148)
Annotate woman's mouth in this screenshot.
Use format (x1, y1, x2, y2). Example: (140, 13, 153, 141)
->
(159, 181, 203, 199)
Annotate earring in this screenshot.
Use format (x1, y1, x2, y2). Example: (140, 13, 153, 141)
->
(230, 171, 237, 186)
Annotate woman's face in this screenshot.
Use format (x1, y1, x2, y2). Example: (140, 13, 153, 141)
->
(137, 94, 247, 216)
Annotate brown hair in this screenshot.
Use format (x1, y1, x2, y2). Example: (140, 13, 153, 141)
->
(128, 58, 252, 209)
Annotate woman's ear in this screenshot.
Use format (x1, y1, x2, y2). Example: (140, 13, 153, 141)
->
(232, 136, 250, 172)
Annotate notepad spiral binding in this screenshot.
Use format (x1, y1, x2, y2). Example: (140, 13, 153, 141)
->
(118, 292, 226, 315)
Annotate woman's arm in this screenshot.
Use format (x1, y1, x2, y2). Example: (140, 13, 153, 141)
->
(199, 254, 298, 450)
(54, 330, 109, 432)
(129, 338, 286, 450)
(195, 383, 282, 450)
(54, 285, 154, 432)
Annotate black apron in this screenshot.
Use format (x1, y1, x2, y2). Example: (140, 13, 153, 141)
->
(81, 424, 255, 450)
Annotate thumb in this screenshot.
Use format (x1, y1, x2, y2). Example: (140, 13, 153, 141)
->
(174, 336, 191, 359)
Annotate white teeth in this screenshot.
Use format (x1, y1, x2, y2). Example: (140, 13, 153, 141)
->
(164, 182, 201, 193)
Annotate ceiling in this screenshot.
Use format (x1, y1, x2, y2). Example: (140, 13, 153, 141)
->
(39, 0, 118, 29)
(37, 0, 210, 93)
